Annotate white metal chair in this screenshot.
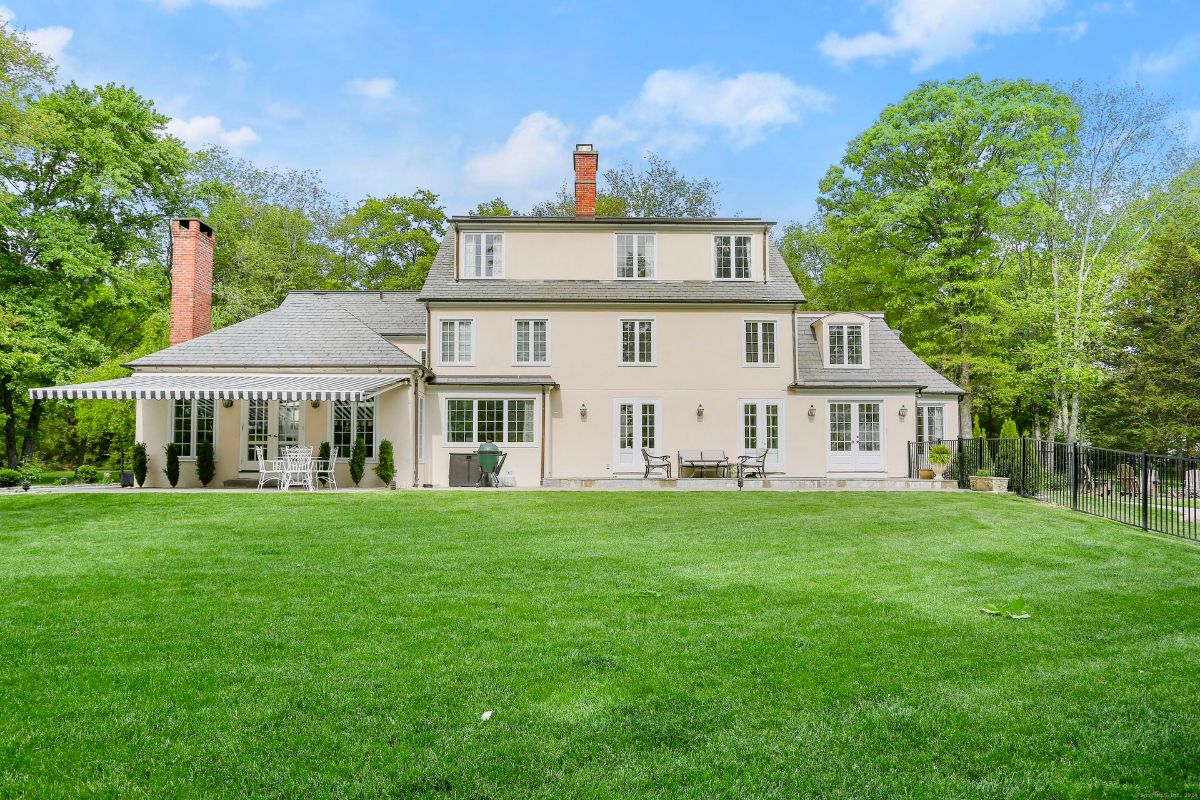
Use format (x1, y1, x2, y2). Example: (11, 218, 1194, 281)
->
(281, 446, 315, 491)
(314, 447, 339, 490)
(255, 446, 288, 491)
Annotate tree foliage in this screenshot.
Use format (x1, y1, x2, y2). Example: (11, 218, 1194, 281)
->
(374, 439, 395, 487)
(163, 442, 180, 488)
(349, 437, 366, 486)
(132, 441, 148, 487)
(334, 190, 446, 290)
(196, 441, 215, 486)
(468, 197, 517, 216)
(529, 152, 719, 217)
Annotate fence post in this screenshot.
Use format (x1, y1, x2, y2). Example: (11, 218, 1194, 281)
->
(1020, 436, 1027, 496)
(1141, 451, 1150, 530)
(1071, 441, 1079, 511)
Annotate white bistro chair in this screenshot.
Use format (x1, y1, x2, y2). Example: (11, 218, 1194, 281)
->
(281, 446, 315, 491)
(314, 447, 339, 490)
(255, 446, 288, 491)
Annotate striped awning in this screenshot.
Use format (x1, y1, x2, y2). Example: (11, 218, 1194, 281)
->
(29, 372, 409, 402)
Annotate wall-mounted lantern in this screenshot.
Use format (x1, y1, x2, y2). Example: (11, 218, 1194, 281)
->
(311, 399, 322, 409)
(696, 403, 704, 419)
(580, 403, 588, 420)
(899, 404, 908, 419)
(808, 404, 816, 418)
(221, 398, 234, 409)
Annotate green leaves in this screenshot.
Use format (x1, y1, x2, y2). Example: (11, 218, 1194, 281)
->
(334, 191, 446, 291)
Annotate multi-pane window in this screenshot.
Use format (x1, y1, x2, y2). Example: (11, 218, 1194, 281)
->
(744, 321, 777, 364)
(829, 402, 852, 452)
(462, 232, 503, 278)
(440, 319, 473, 364)
(714, 234, 752, 279)
(828, 324, 864, 366)
(620, 319, 654, 364)
(615, 233, 655, 278)
(742, 401, 781, 452)
(858, 403, 881, 451)
(514, 319, 549, 364)
(916, 405, 945, 443)
(445, 398, 536, 444)
(170, 399, 215, 458)
(333, 399, 375, 459)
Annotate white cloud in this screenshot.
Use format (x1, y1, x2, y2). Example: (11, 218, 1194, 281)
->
(346, 77, 396, 100)
(1129, 35, 1200, 77)
(462, 112, 572, 204)
(819, 0, 1064, 72)
(588, 67, 831, 152)
(0, 6, 74, 65)
(165, 115, 260, 150)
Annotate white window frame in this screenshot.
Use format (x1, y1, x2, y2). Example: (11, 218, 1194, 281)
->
(825, 398, 887, 472)
(512, 317, 551, 366)
(461, 231, 505, 279)
(613, 232, 657, 280)
(168, 398, 218, 461)
(617, 317, 656, 366)
(438, 318, 475, 366)
(441, 393, 540, 448)
(329, 397, 379, 462)
(916, 403, 947, 444)
(612, 397, 663, 471)
(743, 319, 778, 367)
(737, 399, 785, 470)
(825, 323, 869, 369)
(712, 233, 753, 281)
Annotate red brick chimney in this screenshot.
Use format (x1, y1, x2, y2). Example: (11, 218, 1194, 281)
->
(573, 143, 597, 217)
(169, 218, 215, 345)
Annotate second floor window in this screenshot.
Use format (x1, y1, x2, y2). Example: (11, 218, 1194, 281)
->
(620, 319, 654, 364)
(714, 234, 751, 279)
(462, 232, 503, 278)
(615, 233, 655, 278)
(828, 323, 864, 366)
(440, 319, 473, 363)
(514, 318, 549, 364)
(744, 321, 777, 365)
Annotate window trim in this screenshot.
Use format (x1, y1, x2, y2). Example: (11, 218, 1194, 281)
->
(329, 397, 379, 463)
(440, 393, 541, 449)
(737, 398, 785, 470)
(617, 316, 657, 367)
(613, 232, 657, 280)
(742, 318, 779, 367)
(460, 231, 505, 279)
(612, 397, 663, 470)
(438, 317, 476, 367)
(712, 232, 754, 281)
(512, 316, 551, 366)
(167, 398, 218, 462)
(824, 322, 870, 369)
(915, 402, 947, 444)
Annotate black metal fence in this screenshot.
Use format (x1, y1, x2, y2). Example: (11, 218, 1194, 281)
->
(908, 438, 1199, 542)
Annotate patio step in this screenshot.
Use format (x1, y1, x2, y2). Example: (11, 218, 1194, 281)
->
(223, 476, 260, 489)
(544, 477, 961, 491)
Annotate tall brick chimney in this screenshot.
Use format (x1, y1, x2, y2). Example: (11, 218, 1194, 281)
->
(573, 143, 597, 217)
(169, 218, 215, 345)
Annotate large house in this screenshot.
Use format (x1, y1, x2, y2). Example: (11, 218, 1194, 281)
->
(33, 145, 962, 488)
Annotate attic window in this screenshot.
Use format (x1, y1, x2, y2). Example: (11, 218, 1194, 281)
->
(828, 324, 864, 367)
(462, 232, 504, 278)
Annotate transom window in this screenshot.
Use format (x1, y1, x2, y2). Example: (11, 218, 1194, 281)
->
(828, 323, 864, 366)
(446, 398, 536, 444)
(462, 232, 503, 278)
(620, 319, 654, 365)
(170, 399, 215, 458)
(440, 319, 473, 364)
(615, 233, 655, 279)
(514, 318, 549, 364)
(744, 320, 777, 365)
(333, 398, 376, 459)
(714, 234, 752, 279)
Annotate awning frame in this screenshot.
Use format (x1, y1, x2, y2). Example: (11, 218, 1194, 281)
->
(29, 372, 412, 403)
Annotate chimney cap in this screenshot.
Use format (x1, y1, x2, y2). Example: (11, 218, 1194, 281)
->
(574, 143, 595, 153)
(172, 218, 214, 236)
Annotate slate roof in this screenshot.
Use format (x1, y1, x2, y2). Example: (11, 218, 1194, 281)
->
(793, 314, 963, 394)
(298, 290, 426, 336)
(127, 293, 421, 369)
(416, 232, 806, 304)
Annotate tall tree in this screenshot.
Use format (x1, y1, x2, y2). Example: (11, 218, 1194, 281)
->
(334, 190, 446, 290)
(529, 152, 719, 217)
(813, 76, 1077, 436)
(468, 197, 517, 216)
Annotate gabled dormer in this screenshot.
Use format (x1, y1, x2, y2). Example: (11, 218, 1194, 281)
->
(811, 312, 872, 370)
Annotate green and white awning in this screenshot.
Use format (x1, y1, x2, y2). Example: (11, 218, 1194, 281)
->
(29, 372, 409, 402)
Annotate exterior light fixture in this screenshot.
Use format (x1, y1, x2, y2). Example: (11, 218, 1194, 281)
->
(899, 404, 908, 419)
(696, 403, 704, 419)
(580, 403, 587, 420)
(311, 399, 321, 409)
(222, 398, 234, 409)
(808, 405, 816, 418)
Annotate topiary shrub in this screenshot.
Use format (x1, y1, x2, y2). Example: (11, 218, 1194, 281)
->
(349, 437, 366, 486)
(132, 442, 148, 487)
(196, 441, 215, 486)
(74, 464, 99, 484)
(375, 439, 395, 487)
(164, 443, 180, 488)
(318, 441, 331, 465)
(999, 418, 1019, 440)
(0, 468, 20, 487)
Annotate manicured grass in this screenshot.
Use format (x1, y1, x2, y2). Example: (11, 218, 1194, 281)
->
(1, 491, 1198, 798)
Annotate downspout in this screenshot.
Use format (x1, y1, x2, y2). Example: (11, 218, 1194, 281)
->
(792, 302, 800, 386)
(452, 221, 460, 283)
(539, 385, 547, 486)
(763, 223, 770, 284)
(410, 373, 418, 487)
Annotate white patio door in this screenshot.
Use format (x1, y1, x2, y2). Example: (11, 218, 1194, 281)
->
(240, 399, 304, 468)
(614, 399, 660, 471)
(739, 400, 783, 469)
(827, 401, 885, 472)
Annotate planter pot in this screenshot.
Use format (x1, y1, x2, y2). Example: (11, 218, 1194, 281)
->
(918, 468, 935, 480)
(970, 475, 1010, 493)
(21, 480, 30, 492)
(930, 464, 948, 480)
(120, 471, 135, 488)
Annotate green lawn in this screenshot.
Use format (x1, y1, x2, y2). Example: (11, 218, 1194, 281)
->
(1, 491, 1198, 799)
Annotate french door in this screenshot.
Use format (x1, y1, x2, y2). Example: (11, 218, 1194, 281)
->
(240, 399, 304, 468)
(739, 400, 783, 469)
(614, 399, 660, 471)
(827, 401, 884, 472)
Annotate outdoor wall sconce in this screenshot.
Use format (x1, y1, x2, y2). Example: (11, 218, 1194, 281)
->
(580, 403, 587, 420)
(696, 404, 704, 419)
(899, 404, 908, 419)
(311, 399, 322, 409)
(221, 398, 234, 409)
(808, 405, 816, 418)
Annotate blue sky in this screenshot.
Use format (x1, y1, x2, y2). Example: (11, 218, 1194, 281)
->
(5, 0, 1198, 222)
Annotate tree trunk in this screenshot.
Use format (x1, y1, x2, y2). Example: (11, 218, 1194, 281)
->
(1032, 405, 1043, 441)
(1, 382, 16, 469)
(959, 360, 973, 438)
(19, 398, 42, 464)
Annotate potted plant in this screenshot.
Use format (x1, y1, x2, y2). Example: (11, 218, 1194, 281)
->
(927, 444, 952, 480)
(969, 469, 1010, 493)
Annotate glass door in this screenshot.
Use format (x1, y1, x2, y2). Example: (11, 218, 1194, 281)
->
(827, 400, 885, 473)
(614, 399, 659, 471)
(241, 399, 305, 469)
(739, 400, 783, 469)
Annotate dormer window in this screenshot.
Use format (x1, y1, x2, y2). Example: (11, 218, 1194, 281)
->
(714, 234, 751, 280)
(462, 232, 503, 278)
(828, 324, 864, 366)
(615, 233, 655, 279)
